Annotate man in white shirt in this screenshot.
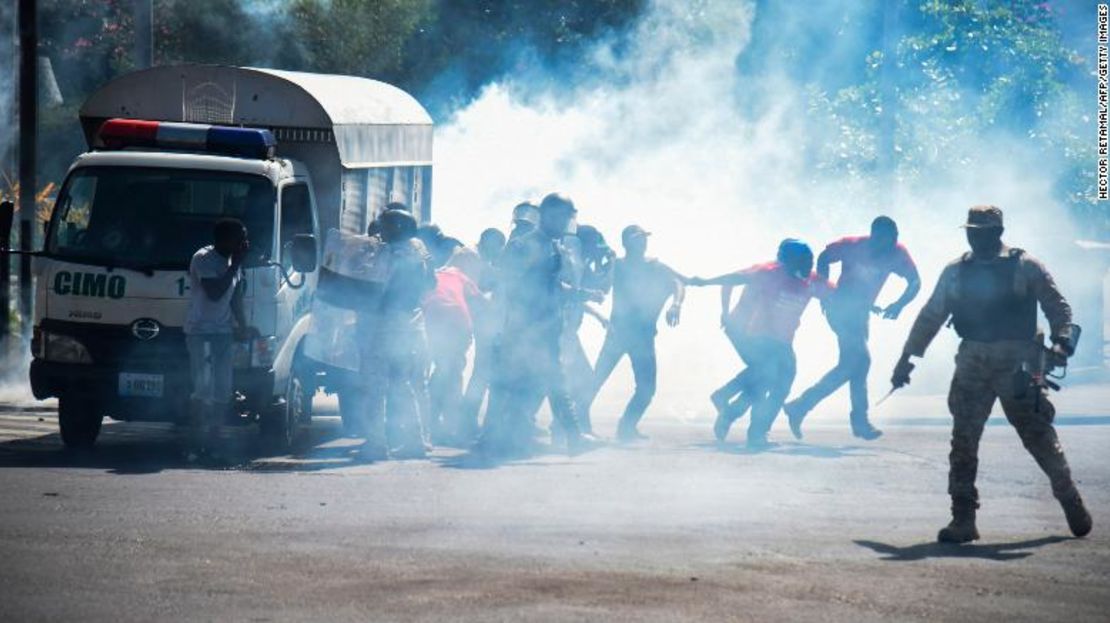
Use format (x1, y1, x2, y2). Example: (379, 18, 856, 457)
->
(184, 218, 253, 458)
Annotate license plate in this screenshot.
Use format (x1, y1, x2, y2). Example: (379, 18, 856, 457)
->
(119, 372, 164, 398)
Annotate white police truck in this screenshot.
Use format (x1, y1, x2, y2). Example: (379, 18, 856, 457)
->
(17, 65, 433, 449)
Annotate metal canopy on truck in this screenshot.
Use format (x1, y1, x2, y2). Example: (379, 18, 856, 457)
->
(79, 64, 434, 233)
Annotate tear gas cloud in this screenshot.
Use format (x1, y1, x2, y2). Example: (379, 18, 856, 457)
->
(432, 0, 1097, 424)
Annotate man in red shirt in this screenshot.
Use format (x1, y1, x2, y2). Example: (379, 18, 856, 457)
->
(689, 239, 832, 449)
(784, 217, 920, 440)
(422, 249, 487, 444)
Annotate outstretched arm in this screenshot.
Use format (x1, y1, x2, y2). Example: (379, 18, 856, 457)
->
(690, 271, 753, 287)
(688, 268, 752, 327)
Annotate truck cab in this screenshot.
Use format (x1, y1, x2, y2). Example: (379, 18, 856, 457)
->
(24, 65, 434, 449)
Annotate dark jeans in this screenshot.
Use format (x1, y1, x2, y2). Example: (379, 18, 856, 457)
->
(587, 326, 657, 432)
(790, 308, 871, 426)
(185, 333, 233, 448)
(715, 330, 797, 442)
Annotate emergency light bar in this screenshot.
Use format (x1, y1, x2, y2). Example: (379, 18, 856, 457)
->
(98, 119, 277, 159)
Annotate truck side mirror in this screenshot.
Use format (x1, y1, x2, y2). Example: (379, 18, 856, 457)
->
(0, 201, 13, 250)
(290, 233, 317, 273)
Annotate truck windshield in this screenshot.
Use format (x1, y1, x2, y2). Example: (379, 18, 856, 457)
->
(47, 166, 275, 271)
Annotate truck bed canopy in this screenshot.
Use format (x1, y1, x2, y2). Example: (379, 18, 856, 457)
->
(79, 65, 433, 166)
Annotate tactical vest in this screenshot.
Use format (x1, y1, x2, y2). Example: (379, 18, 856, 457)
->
(949, 248, 1037, 342)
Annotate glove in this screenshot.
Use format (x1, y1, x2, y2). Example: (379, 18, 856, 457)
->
(891, 354, 915, 389)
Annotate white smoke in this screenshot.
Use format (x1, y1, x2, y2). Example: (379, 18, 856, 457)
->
(432, 0, 1091, 427)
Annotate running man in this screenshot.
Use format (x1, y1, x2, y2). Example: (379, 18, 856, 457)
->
(784, 216, 920, 440)
(689, 239, 832, 449)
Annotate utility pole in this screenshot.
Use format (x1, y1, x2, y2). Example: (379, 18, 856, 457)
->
(17, 0, 36, 342)
(0, 201, 11, 358)
(1, 4, 16, 356)
(134, 0, 152, 69)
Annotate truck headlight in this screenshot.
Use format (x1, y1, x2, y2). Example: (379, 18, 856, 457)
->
(43, 333, 93, 364)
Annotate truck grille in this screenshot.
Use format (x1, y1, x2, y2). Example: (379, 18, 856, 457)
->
(40, 319, 187, 368)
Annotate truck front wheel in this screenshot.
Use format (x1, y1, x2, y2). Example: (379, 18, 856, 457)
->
(261, 372, 306, 453)
(58, 396, 103, 449)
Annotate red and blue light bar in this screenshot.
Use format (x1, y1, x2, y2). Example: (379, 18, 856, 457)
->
(98, 119, 277, 159)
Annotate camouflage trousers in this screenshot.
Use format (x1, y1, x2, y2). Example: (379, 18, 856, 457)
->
(947, 340, 1077, 507)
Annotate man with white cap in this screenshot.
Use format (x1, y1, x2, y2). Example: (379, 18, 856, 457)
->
(584, 225, 685, 442)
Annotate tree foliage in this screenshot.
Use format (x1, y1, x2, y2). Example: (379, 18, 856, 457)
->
(288, 0, 433, 77)
(19, 0, 1098, 231)
(802, 0, 1096, 229)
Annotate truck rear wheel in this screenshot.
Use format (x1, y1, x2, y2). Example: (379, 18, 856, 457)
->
(58, 396, 103, 449)
(261, 372, 306, 453)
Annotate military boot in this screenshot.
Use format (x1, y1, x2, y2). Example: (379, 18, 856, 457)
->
(937, 501, 980, 544)
(1060, 491, 1093, 538)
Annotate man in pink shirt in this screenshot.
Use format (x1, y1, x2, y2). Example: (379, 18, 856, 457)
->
(784, 216, 920, 440)
(422, 249, 487, 444)
(689, 239, 832, 449)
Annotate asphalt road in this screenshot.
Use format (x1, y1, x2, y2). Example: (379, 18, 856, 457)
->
(1, 388, 1109, 622)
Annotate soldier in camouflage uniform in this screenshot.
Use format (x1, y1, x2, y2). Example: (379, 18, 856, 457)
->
(892, 205, 1092, 543)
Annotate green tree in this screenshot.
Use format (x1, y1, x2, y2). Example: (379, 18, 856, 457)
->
(807, 0, 1096, 229)
(155, 0, 261, 66)
(288, 0, 434, 77)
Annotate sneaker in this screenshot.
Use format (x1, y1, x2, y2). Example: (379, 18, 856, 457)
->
(783, 400, 806, 440)
(852, 422, 883, 441)
(1061, 492, 1093, 538)
(745, 435, 774, 451)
